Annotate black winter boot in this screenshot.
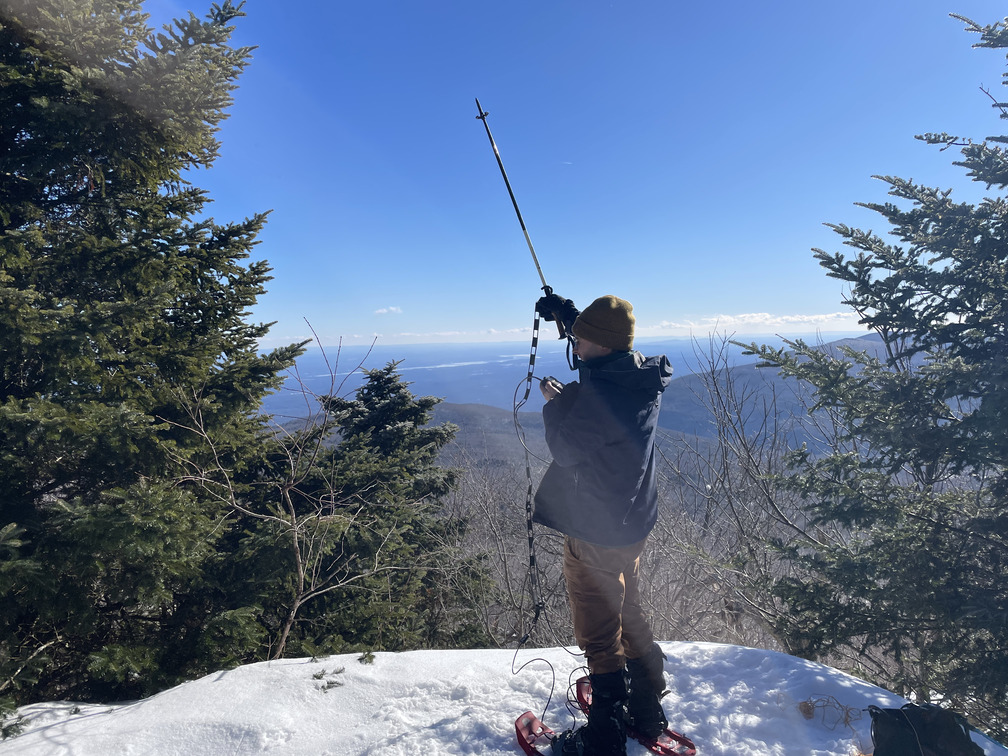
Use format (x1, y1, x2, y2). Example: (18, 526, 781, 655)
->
(624, 643, 668, 740)
(551, 670, 627, 756)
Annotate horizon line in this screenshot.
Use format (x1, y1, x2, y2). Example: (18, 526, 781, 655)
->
(262, 328, 872, 351)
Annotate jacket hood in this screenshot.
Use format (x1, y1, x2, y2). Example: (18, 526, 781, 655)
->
(581, 350, 673, 394)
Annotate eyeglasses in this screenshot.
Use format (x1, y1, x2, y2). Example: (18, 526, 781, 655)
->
(568, 335, 579, 349)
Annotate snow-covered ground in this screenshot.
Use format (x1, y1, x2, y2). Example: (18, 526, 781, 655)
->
(2, 642, 1004, 756)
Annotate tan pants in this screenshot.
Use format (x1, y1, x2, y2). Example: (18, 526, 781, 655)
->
(563, 535, 656, 676)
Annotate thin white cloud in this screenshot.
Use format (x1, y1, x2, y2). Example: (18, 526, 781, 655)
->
(374, 306, 403, 315)
(391, 326, 529, 341)
(637, 312, 866, 337)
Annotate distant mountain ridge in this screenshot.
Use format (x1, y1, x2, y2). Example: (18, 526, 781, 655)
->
(262, 333, 869, 418)
(264, 334, 879, 460)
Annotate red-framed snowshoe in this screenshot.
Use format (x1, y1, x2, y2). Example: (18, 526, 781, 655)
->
(516, 710, 557, 756)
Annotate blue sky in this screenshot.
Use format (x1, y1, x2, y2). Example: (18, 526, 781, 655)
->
(149, 0, 1007, 347)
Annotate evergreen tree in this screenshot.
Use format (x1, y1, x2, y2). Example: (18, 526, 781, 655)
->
(0, 0, 299, 703)
(742, 14, 1008, 736)
(316, 363, 487, 651)
(224, 362, 491, 657)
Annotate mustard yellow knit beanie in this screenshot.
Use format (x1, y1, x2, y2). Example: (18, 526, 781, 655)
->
(572, 295, 635, 351)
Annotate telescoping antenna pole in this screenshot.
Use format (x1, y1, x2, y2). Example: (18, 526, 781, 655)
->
(475, 98, 553, 650)
(474, 98, 552, 296)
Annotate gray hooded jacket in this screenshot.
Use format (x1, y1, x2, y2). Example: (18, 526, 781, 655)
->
(533, 350, 672, 547)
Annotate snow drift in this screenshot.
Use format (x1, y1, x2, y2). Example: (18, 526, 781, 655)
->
(2, 642, 1004, 756)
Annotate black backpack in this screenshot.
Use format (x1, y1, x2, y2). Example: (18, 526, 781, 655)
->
(868, 703, 984, 756)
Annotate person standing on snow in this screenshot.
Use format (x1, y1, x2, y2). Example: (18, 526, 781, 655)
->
(534, 294, 673, 756)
